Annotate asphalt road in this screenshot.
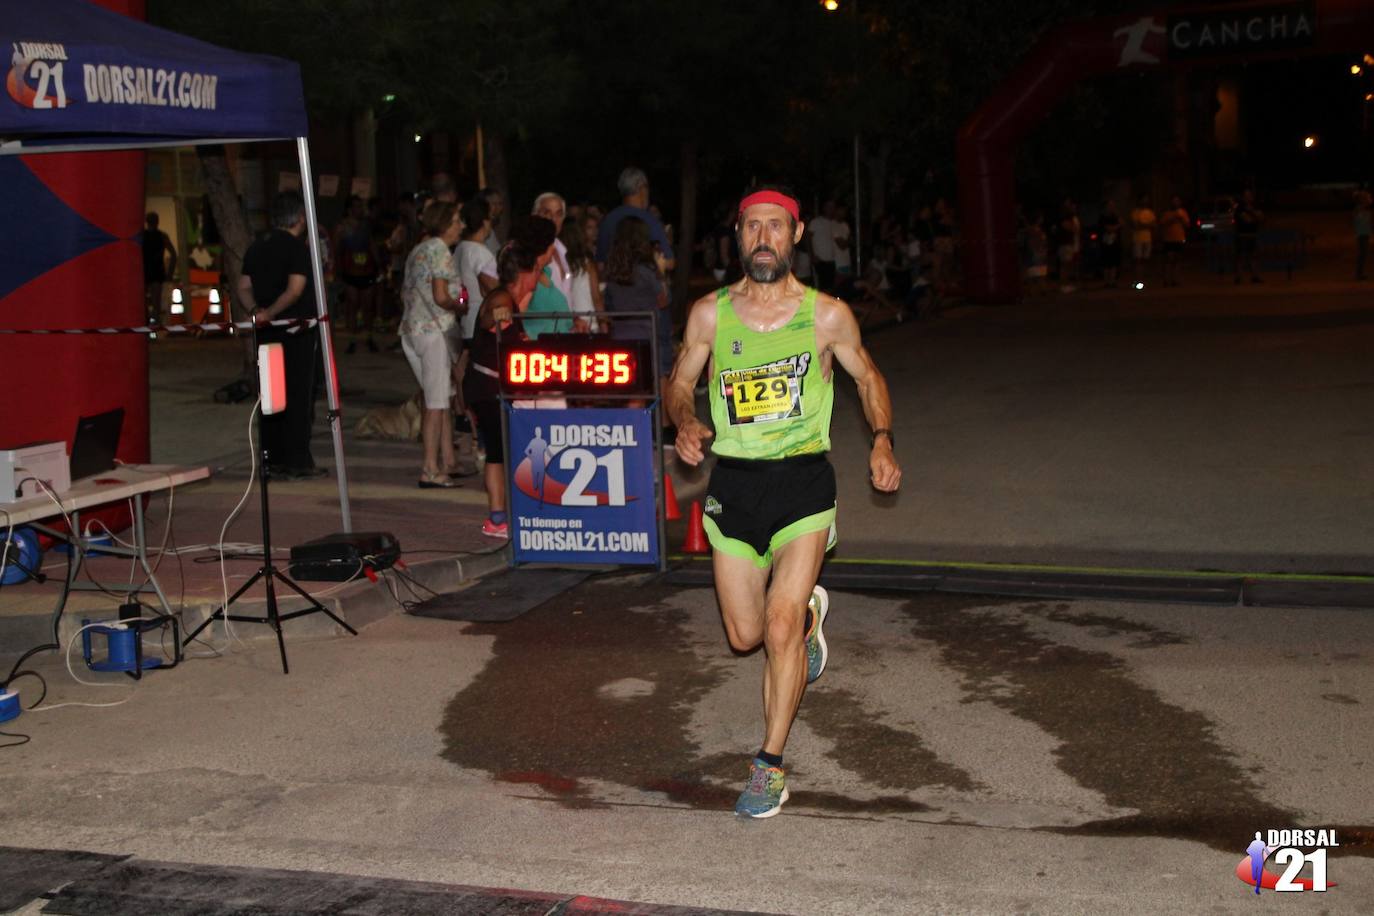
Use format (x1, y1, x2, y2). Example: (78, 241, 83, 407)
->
(819, 280, 1374, 574)
(4, 573, 1373, 914)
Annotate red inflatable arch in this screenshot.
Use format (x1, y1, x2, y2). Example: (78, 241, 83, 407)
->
(957, 0, 1374, 303)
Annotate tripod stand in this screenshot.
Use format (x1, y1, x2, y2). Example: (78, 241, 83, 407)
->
(182, 337, 356, 673)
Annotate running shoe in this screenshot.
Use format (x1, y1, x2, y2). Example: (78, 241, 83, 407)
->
(805, 585, 829, 683)
(734, 757, 789, 818)
(480, 520, 509, 539)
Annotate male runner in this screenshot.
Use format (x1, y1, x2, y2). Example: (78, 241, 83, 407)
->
(667, 186, 901, 818)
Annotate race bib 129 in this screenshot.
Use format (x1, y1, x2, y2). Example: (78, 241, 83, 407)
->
(720, 362, 803, 425)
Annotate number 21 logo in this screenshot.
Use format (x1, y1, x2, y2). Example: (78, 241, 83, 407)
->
(1274, 848, 1328, 892)
(7, 56, 68, 109)
(557, 449, 626, 506)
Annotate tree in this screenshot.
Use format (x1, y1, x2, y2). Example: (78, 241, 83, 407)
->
(151, 0, 1173, 320)
(551, 1, 835, 307)
(148, 0, 573, 336)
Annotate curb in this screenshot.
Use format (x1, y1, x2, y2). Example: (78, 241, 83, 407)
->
(662, 556, 1374, 609)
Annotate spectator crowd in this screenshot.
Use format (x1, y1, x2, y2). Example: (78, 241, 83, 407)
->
(224, 165, 1370, 535)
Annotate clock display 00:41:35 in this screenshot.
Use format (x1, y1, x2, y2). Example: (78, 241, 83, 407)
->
(504, 348, 638, 389)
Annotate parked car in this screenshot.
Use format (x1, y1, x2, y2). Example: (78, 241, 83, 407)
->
(1194, 196, 1236, 239)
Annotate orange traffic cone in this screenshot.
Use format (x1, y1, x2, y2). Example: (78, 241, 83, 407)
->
(682, 500, 710, 554)
(663, 473, 682, 521)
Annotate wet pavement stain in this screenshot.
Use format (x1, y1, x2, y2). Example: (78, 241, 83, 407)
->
(802, 687, 980, 793)
(439, 578, 961, 815)
(439, 578, 728, 809)
(437, 580, 1374, 836)
(1321, 693, 1360, 705)
(1022, 602, 1189, 648)
(898, 593, 1374, 857)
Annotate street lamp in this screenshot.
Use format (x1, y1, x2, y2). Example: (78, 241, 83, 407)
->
(1304, 135, 1318, 149)
(821, 0, 839, 10)
(1352, 64, 1363, 76)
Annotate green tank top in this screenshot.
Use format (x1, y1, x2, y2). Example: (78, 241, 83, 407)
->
(708, 286, 833, 459)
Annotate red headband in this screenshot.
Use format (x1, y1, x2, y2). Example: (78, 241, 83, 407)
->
(738, 190, 800, 222)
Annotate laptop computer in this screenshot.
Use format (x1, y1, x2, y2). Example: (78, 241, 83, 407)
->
(70, 407, 124, 482)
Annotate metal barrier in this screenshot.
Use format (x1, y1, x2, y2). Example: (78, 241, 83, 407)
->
(1203, 230, 1309, 278)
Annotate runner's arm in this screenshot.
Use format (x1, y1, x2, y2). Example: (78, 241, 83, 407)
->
(667, 294, 718, 466)
(820, 295, 901, 492)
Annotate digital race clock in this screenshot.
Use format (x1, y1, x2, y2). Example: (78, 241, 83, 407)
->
(500, 335, 653, 395)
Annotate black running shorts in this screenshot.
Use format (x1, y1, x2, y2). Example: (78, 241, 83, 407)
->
(702, 453, 837, 567)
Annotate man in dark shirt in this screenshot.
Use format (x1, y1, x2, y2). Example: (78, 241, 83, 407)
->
(142, 212, 177, 322)
(238, 191, 325, 479)
(595, 166, 675, 269)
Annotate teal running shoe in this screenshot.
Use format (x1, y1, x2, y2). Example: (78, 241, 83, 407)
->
(735, 757, 789, 818)
(805, 585, 829, 684)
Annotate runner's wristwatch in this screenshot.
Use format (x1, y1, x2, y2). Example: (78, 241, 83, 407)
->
(871, 428, 894, 448)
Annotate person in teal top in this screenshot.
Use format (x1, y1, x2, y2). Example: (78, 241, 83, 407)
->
(523, 264, 575, 339)
(505, 216, 560, 338)
(666, 185, 902, 819)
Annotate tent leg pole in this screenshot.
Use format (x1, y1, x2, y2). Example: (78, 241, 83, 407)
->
(296, 136, 352, 533)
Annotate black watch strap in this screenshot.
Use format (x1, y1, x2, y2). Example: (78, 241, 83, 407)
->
(871, 428, 894, 448)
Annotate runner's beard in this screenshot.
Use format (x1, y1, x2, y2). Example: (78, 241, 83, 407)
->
(743, 242, 793, 283)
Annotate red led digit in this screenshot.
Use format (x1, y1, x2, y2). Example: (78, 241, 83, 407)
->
(530, 352, 548, 385)
(551, 353, 569, 381)
(509, 352, 527, 383)
(612, 352, 631, 384)
(593, 352, 610, 384)
(579, 354, 592, 383)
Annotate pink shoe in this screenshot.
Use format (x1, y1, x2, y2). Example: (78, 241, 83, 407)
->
(481, 519, 509, 539)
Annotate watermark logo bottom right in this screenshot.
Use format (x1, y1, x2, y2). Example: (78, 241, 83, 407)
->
(1238, 829, 1339, 894)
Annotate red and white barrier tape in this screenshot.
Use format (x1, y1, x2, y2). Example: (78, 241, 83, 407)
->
(0, 316, 327, 336)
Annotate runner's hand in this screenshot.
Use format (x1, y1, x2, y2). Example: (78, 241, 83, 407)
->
(675, 419, 714, 467)
(870, 441, 901, 492)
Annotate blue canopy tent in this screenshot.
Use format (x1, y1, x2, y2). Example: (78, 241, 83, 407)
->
(1, 0, 352, 530)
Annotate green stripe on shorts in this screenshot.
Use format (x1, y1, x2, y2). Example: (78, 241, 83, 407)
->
(703, 507, 837, 569)
(767, 507, 837, 560)
(702, 516, 770, 568)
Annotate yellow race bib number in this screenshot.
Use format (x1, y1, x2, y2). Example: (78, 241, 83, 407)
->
(721, 364, 802, 425)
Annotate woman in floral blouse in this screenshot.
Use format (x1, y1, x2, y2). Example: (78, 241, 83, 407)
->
(401, 201, 466, 488)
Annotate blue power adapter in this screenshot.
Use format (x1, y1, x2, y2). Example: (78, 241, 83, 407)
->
(0, 690, 19, 723)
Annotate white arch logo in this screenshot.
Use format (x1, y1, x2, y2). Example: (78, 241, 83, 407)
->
(1114, 17, 1166, 67)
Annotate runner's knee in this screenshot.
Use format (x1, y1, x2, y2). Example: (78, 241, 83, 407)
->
(723, 615, 763, 652)
(763, 600, 804, 651)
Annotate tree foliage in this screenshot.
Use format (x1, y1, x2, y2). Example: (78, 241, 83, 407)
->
(148, 0, 574, 137)
(150, 0, 1178, 215)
